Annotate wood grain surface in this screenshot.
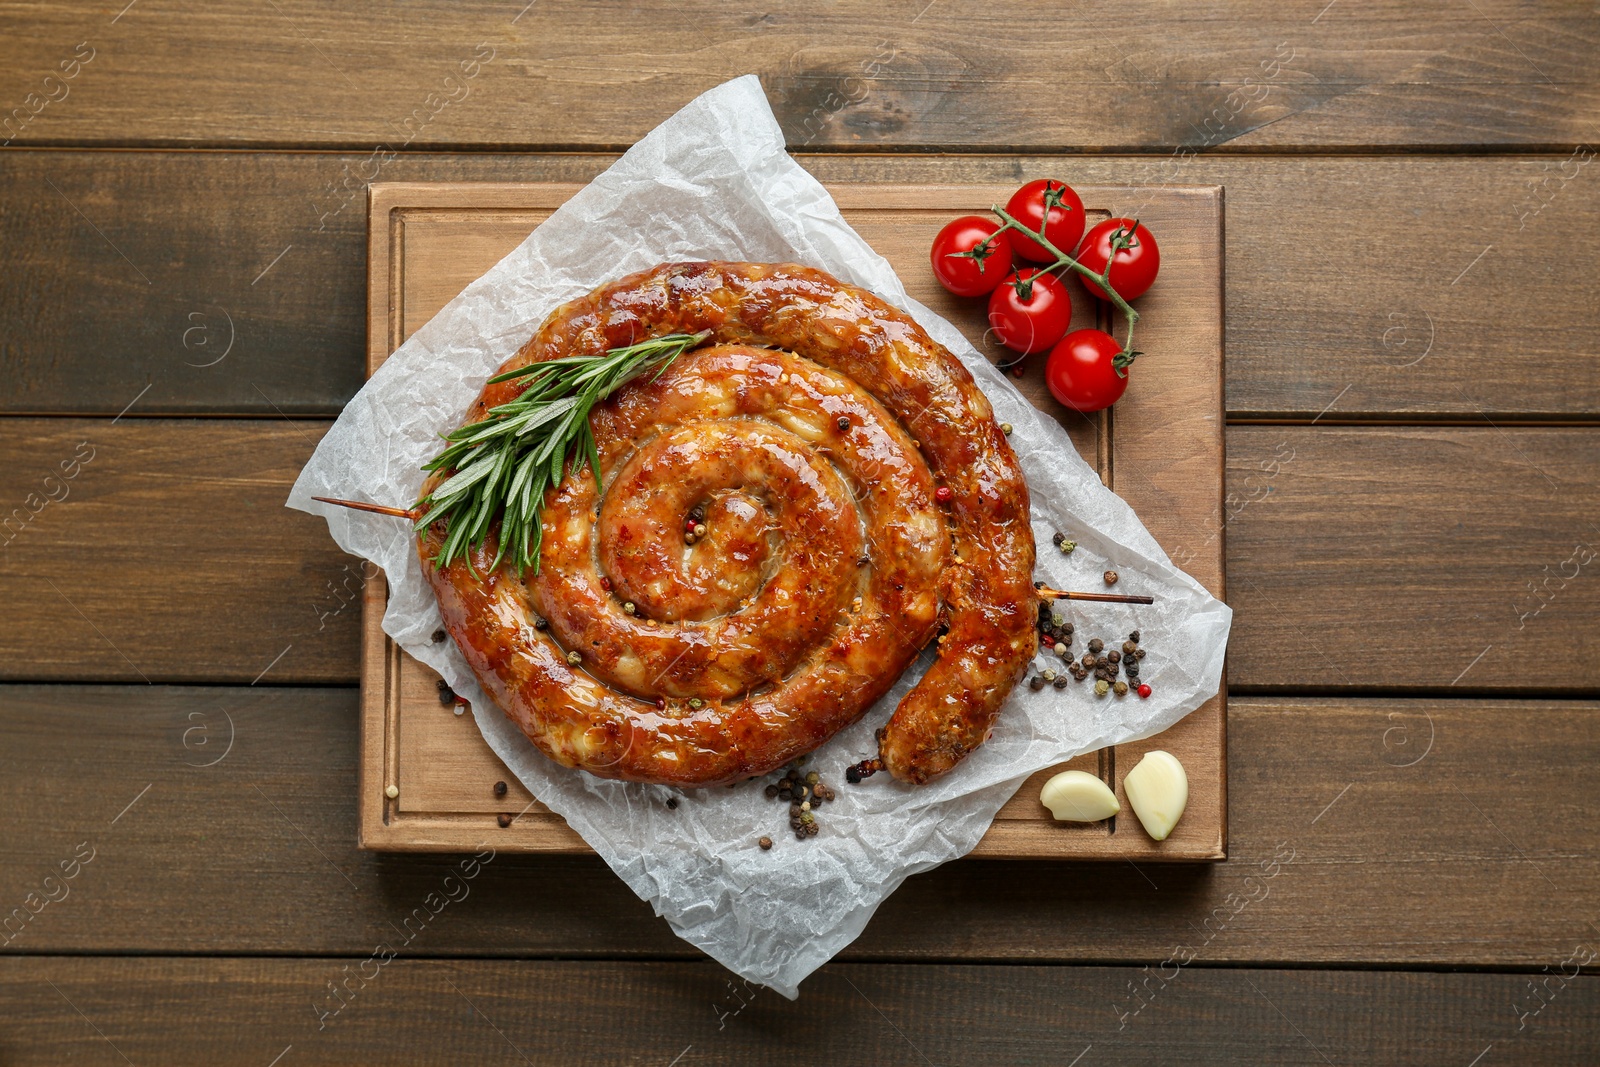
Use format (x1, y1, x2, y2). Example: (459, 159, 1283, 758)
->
(1, 1, 1593, 150)
(4, 685, 1594, 969)
(5, 420, 1596, 691)
(3, 957, 1596, 1065)
(3, 0, 1597, 1054)
(3, 151, 1594, 419)
(361, 180, 1225, 860)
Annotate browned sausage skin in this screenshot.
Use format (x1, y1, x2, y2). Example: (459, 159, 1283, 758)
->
(420, 262, 1038, 787)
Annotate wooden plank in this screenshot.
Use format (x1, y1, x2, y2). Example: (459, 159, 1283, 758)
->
(0, 418, 357, 684)
(4, 420, 1594, 691)
(3, 151, 1596, 419)
(4, 685, 1596, 970)
(2, 2, 1594, 150)
(3, 957, 1597, 1065)
(362, 180, 1225, 860)
(1225, 425, 1600, 691)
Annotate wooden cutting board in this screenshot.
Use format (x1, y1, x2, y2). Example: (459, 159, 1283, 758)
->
(360, 181, 1226, 861)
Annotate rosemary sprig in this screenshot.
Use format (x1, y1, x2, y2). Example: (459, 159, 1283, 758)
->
(414, 329, 712, 574)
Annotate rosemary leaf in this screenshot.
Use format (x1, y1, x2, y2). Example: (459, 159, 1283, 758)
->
(415, 329, 711, 574)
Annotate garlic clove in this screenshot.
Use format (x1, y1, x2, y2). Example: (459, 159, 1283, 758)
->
(1122, 750, 1188, 841)
(1039, 769, 1121, 822)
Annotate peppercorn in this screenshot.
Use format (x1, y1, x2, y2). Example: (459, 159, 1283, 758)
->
(1053, 676, 1069, 690)
(623, 601, 637, 615)
(694, 523, 708, 538)
(493, 780, 508, 797)
(800, 811, 814, 825)
(1029, 675, 1046, 691)
(667, 797, 679, 809)
(1081, 654, 1096, 669)
(436, 680, 456, 706)
(655, 697, 666, 710)
(497, 813, 512, 828)
(935, 486, 954, 504)
(1052, 532, 1065, 546)
(1136, 648, 1146, 660)
(806, 771, 820, 785)
(1113, 680, 1129, 696)
(1059, 539, 1076, 555)
(1107, 650, 1121, 665)
(533, 616, 548, 631)
(1088, 638, 1104, 654)
(1095, 679, 1110, 697)
(1054, 645, 1069, 658)
(806, 822, 819, 837)
(1129, 630, 1140, 643)
(1062, 621, 1073, 634)
(566, 650, 582, 666)
(777, 777, 793, 790)
(431, 629, 446, 644)
(800, 801, 811, 812)
(790, 803, 803, 817)
(837, 416, 851, 431)
(1001, 423, 1013, 435)
(765, 784, 779, 799)
(1104, 570, 1118, 585)
(793, 784, 810, 801)
(688, 697, 703, 709)
(759, 836, 773, 850)
(1138, 683, 1152, 698)
(689, 505, 706, 523)
(685, 532, 697, 545)
(1041, 669, 1057, 682)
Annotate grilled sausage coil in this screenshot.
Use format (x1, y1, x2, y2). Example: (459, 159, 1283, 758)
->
(422, 262, 1037, 786)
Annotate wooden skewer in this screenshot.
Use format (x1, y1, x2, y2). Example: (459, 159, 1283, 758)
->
(312, 496, 419, 521)
(1037, 587, 1154, 605)
(311, 501, 1157, 607)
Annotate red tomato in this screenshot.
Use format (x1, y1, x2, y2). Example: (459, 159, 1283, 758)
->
(987, 270, 1072, 355)
(1075, 218, 1160, 301)
(1045, 329, 1129, 413)
(929, 216, 1014, 297)
(1006, 179, 1086, 263)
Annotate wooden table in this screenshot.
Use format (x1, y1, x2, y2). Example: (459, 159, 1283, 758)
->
(2, 4, 1597, 1062)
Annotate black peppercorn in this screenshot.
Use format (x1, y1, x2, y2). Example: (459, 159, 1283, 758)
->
(759, 836, 773, 850)
(431, 629, 446, 644)
(1107, 650, 1121, 665)
(493, 780, 508, 797)
(1088, 638, 1104, 654)
(765, 784, 779, 799)
(790, 803, 803, 817)
(533, 615, 548, 631)
(666, 797, 678, 809)
(837, 416, 850, 431)
(436, 680, 456, 706)
(846, 765, 861, 784)
(1029, 676, 1046, 691)
(496, 813, 512, 828)
(1053, 677, 1069, 690)
(1136, 648, 1146, 660)
(1129, 630, 1141, 643)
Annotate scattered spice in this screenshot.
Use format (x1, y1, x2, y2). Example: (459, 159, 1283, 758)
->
(1059, 539, 1077, 555)
(759, 836, 773, 850)
(1107, 650, 1121, 665)
(1053, 676, 1069, 690)
(493, 780, 508, 797)
(623, 601, 637, 615)
(1138, 683, 1152, 698)
(385, 784, 399, 799)
(694, 523, 708, 538)
(436, 679, 456, 706)
(1029, 675, 1046, 691)
(1001, 423, 1013, 435)
(837, 416, 851, 431)
(1052, 532, 1066, 546)
(1103, 570, 1119, 585)
(431, 629, 446, 644)
(666, 796, 679, 809)
(1095, 679, 1110, 697)
(1087, 638, 1104, 654)
(496, 813, 513, 828)
(685, 532, 697, 545)
(565, 650, 582, 666)
(1113, 680, 1129, 696)
(935, 486, 954, 504)
(533, 615, 549, 631)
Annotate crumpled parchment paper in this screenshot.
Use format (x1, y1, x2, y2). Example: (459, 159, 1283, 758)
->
(287, 74, 1231, 998)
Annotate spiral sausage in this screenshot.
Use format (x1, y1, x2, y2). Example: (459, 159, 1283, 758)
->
(422, 262, 1037, 787)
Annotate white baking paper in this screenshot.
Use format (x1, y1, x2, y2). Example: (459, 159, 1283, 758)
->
(288, 74, 1231, 999)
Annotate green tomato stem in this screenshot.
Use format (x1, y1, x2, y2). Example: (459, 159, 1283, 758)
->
(989, 205, 1140, 364)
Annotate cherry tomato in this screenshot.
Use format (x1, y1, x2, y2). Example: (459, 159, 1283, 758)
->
(929, 216, 1014, 297)
(1045, 328, 1129, 413)
(987, 270, 1072, 355)
(1075, 218, 1160, 301)
(1005, 179, 1086, 263)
